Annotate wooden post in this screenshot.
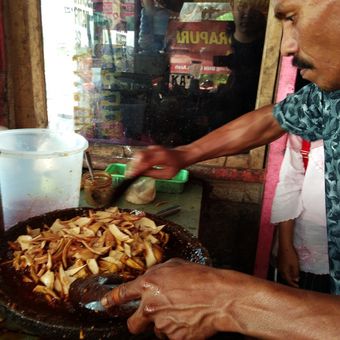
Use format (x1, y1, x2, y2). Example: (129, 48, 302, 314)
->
(3, 0, 47, 128)
(249, 0, 283, 169)
(254, 56, 298, 278)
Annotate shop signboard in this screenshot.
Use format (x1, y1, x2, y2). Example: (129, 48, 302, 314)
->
(167, 19, 233, 89)
(167, 20, 233, 75)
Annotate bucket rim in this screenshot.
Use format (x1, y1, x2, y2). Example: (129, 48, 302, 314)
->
(0, 128, 89, 158)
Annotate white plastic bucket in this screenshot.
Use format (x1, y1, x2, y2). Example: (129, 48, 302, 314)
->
(0, 128, 88, 229)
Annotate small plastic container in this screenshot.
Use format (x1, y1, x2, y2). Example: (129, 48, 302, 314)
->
(105, 163, 189, 194)
(0, 128, 88, 229)
(83, 171, 113, 208)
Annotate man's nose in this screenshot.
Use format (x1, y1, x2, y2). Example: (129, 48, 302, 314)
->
(280, 27, 299, 56)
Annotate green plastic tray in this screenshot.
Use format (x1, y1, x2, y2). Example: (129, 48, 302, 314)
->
(105, 163, 189, 193)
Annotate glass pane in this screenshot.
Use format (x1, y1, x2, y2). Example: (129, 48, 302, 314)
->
(41, 0, 269, 147)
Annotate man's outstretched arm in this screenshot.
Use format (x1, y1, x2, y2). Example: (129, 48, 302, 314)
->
(128, 105, 284, 179)
(178, 104, 284, 165)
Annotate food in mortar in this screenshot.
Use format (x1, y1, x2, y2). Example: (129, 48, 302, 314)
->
(4, 207, 169, 304)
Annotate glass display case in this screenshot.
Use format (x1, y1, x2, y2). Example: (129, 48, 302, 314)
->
(41, 0, 271, 148)
(4, 0, 282, 172)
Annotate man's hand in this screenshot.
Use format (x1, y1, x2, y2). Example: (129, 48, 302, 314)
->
(126, 145, 187, 179)
(277, 220, 300, 288)
(278, 244, 300, 288)
(101, 259, 237, 340)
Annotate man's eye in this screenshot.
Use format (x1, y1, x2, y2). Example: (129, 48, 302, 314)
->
(285, 15, 296, 22)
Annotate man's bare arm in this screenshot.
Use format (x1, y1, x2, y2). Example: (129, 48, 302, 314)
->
(225, 271, 339, 339)
(178, 104, 285, 166)
(128, 105, 285, 179)
(101, 261, 340, 340)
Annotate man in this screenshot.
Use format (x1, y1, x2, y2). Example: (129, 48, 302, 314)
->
(101, 0, 340, 338)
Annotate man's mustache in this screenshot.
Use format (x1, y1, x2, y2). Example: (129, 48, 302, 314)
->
(292, 56, 314, 70)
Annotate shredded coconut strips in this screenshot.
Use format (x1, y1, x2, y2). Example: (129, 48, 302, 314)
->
(7, 207, 169, 303)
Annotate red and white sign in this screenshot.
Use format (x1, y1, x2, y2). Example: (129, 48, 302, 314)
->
(167, 20, 233, 75)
